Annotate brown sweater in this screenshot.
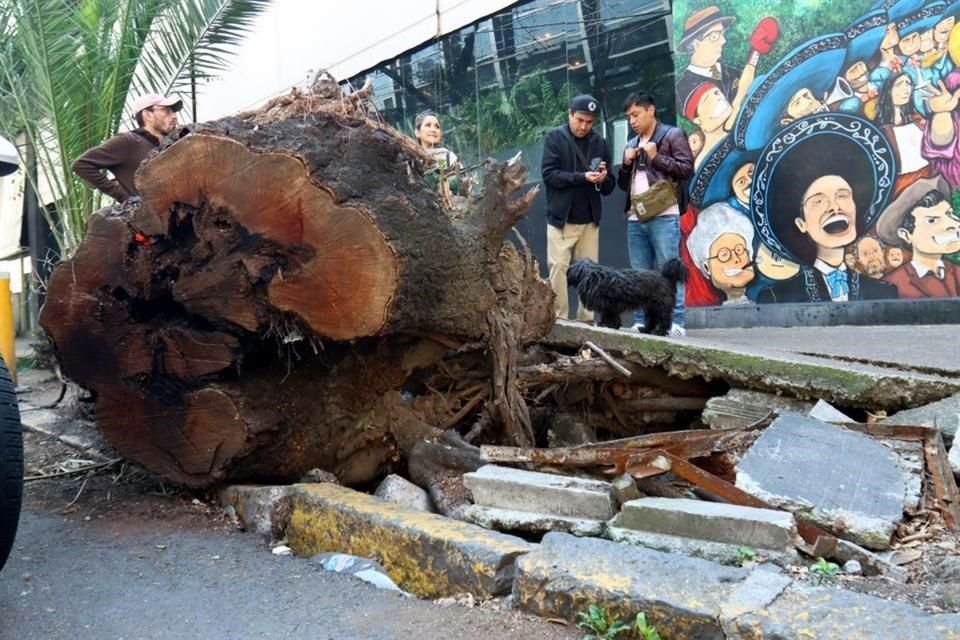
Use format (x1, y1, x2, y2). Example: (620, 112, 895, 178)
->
(72, 129, 160, 202)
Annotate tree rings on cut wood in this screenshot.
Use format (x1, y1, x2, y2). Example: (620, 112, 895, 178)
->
(135, 135, 399, 341)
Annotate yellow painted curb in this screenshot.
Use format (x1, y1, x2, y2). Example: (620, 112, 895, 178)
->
(286, 483, 532, 598)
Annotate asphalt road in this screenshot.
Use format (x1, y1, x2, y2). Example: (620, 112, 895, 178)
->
(0, 510, 576, 640)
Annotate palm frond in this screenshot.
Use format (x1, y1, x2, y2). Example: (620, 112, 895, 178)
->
(136, 0, 271, 105)
(0, 0, 272, 256)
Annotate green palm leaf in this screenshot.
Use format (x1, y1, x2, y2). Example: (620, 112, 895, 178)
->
(0, 0, 271, 257)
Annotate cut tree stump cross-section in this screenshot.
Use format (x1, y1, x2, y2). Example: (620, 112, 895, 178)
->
(40, 80, 554, 488)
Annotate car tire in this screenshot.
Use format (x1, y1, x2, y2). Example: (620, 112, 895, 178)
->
(0, 355, 23, 571)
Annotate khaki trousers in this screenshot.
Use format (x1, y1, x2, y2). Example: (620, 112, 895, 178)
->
(547, 222, 599, 321)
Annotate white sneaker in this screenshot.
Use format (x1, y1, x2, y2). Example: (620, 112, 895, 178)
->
(668, 324, 686, 337)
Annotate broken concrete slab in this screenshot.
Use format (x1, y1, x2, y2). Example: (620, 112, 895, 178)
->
(702, 389, 814, 430)
(606, 527, 800, 569)
(611, 498, 798, 553)
(513, 532, 745, 639)
(811, 536, 908, 581)
(889, 439, 925, 513)
(464, 505, 605, 537)
(724, 583, 960, 639)
(611, 473, 642, 506)
(719, 566, 792, 622)
(735, 413, 908, 550)
(516, 532, 959, 639)
(284, 483, 532, 599)
(219, 485, 294, 538)
(463, 464, 615, 520)
(808, 400, 853, 424)
(546, 320, 960, 411)
(886, 393, 960, 444)
(374, 474, 434, 512)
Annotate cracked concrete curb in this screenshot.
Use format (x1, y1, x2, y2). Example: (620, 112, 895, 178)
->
(222, 484, 960, 638)
(544, 321, 960, 410)
(515, 533, 960, 639)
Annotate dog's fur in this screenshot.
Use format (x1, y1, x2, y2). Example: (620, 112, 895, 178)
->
(567, 258, 688, 335)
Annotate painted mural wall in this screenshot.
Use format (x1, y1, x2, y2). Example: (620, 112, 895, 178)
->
(673, 0, 960, 306)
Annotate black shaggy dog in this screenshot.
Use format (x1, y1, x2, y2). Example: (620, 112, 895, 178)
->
(567, 258, 688, 335)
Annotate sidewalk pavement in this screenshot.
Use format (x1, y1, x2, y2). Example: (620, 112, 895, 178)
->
(687, 325, 960, 375)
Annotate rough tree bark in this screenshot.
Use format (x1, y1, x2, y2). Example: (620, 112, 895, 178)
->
(40, 78, 554, 488)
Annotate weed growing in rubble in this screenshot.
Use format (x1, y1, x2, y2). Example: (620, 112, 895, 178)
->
(633, 612, 662, 640)
(576, 604, 629, 639)
(809, 557, 840, 584)
(734, 546, 757, 566)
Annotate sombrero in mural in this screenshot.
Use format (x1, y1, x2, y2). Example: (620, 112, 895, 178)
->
(897, 1, 946, 35)
(695, 142, 759, 209)
(687, 135, 735, 208)
(872, 0, 926, 23)
(750, 113, 897, 265)
(875, 175, 951, 246)
(844, 9, 891, 67)
(944, 0, 960, 22)
(733, 33, 849, 150)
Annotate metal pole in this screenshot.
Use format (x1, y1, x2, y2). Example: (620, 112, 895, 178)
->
(0, 272, 16, 383)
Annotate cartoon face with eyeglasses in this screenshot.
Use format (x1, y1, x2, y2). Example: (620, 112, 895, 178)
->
(705, 232, 754, 289)
(692, 26, 728, 67)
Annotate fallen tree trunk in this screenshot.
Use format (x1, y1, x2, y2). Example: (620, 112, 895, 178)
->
(40, 79, 554, 487)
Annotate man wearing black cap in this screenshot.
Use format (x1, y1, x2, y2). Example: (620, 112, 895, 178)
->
(540, 94, 615, 322)
(73, 93, 183, 202)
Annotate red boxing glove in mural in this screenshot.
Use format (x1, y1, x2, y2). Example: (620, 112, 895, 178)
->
(747, 17, 780, 65)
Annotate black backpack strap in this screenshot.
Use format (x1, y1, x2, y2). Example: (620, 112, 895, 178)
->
(560, 127, 592, 170)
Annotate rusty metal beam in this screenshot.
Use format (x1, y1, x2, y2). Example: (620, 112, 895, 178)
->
(841, 421, 959, 532)
(923, 430, 960, 530)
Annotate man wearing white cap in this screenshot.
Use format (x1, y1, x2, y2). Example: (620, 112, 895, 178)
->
(72, 93, 182, 202)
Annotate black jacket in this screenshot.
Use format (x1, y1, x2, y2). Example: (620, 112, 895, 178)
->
(617, 122, 694, 214)
(541, 125, 615, 228)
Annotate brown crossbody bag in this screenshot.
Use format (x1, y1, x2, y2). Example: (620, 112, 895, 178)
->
(629, 127, 678, 221)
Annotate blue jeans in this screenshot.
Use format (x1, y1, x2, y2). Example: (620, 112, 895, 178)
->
(626, 216, 685, 327)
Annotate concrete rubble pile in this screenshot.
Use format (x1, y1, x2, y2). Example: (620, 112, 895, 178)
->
(218, 324, 960, 638)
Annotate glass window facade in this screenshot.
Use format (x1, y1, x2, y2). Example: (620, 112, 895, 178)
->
(346, 0, 675, 273)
